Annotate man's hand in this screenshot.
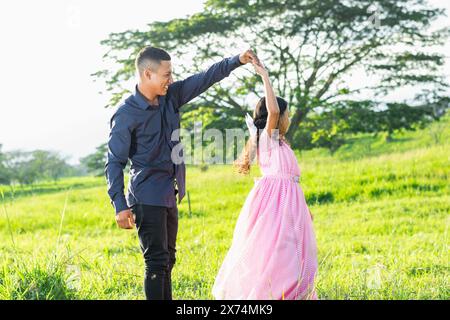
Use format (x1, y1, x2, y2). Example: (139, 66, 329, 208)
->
(239, 49, 260, 65)
(116, 209, 135, 229)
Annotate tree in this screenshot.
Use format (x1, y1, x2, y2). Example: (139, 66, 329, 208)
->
(0, 144, 11, 185)
(3, 150, 73, 186)
(80, 143, 108, 176)
(4, 151, 39, 186)
(94, 0, 449, 152)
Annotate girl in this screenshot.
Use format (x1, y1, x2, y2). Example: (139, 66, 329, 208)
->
(212, 58, 318, 300)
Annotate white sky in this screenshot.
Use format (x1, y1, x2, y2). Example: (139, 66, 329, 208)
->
(0, 0, 449, 165)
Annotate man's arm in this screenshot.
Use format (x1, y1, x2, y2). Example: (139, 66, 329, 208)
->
(105, 111, 133, 214)
(170, 50, 257, 108)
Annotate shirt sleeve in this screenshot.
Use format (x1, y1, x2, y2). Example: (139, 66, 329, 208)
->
(170, 54, 243, 109)
(104, 111, 133, 214)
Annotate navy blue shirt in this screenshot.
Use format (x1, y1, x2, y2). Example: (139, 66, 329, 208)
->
(105, 55, 243, 213)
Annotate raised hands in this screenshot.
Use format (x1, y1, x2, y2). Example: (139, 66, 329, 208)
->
(237, 48, 268, 78)
(247, 52, 268, 78)
(252, 59, 268, 78)
(239, 49, 259, 65)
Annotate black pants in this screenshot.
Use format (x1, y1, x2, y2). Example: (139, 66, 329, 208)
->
(131, 204, 178, 300)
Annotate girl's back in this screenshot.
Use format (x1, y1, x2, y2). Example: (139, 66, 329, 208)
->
(213, 129, 318, 300)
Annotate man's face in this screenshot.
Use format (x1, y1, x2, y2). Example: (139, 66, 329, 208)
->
(147, 60, 173, 96)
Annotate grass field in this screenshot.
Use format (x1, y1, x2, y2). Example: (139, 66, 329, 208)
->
(0, 116, 449, 300)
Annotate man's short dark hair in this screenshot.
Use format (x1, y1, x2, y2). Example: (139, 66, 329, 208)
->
(135, 46, 171, 75)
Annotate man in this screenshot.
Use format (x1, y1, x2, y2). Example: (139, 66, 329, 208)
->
(105, 46, 257, 300)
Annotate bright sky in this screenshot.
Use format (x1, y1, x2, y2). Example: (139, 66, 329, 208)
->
(0, 0, 205, 164)
(0, 0, 448, 165)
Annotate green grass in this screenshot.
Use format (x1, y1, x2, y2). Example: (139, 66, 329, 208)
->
(0, 116, 449, 300)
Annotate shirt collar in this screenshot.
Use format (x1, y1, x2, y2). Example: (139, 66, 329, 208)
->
(133, 85, 158, 110)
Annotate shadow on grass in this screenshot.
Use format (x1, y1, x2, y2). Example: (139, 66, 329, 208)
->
(306, 191, 335, 205)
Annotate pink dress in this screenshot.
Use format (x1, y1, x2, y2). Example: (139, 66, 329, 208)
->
(212, 130, 318, 300)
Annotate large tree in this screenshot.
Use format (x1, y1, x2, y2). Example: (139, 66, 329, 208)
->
(94, 0, 449, 148)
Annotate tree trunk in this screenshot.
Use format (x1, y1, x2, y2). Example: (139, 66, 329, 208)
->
(286, 106, 307, 141)
(385, 131, 393, 143)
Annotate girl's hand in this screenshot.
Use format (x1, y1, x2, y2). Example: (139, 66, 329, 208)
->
(252, 59, 269, 78)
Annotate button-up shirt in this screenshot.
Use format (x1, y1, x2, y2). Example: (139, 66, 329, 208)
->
(105, 55, 243, 213)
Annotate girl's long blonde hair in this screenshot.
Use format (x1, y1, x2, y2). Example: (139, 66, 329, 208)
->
(234, 97, 290, 175)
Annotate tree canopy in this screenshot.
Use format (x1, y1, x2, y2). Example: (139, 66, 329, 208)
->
(94, 0, 449, 151)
